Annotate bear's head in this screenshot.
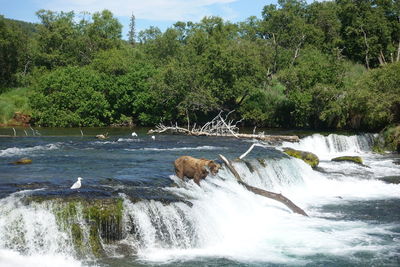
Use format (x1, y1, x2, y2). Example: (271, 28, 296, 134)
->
(207, 161, 221, 175)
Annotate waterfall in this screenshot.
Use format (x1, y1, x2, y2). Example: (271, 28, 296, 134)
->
(0, 191, 84, 266)
(1, 151, 399, 265)
(282, 133, 376, 159)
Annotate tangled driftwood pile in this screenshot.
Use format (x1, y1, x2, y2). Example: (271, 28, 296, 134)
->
(149, 111, 299, 143)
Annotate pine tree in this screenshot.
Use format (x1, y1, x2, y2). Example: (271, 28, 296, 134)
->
(128, 13, 136, 46)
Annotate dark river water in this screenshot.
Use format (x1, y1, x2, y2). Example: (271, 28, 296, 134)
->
(0, 127, 399, 267)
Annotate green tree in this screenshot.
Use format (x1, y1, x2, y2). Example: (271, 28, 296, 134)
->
(35, 9, 121, 68)
(35, 10, 78, 68)
(30, 66, 111, 127)
(239, 79, 288, 126)
(307, 1, 342, 52)
(128, 13, 136, 46)
(261, 0, 322, 72)
(337, 0, 393, 68)
(277, 48, 345, 128)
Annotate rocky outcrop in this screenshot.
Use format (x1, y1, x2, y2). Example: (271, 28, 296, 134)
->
(331, 156, 364, 165)
(380, 176, 400, 184)
(374, 125, 400, 153)
(283, 148, 319, 168)
(25, 196, 123, 257)
(23, 188, 192, 258)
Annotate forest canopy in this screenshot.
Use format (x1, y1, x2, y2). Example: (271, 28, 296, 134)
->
(1, 0, 400, 130)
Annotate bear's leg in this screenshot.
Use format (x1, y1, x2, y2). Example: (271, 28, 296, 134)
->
(175, 167, 184, 179)
(193, 174, 201, 185)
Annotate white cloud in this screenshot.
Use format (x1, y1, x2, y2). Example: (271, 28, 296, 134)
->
(43, 0, 238, 21)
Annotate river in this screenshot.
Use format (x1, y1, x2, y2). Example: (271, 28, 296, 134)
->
(0, 128, 399, 266)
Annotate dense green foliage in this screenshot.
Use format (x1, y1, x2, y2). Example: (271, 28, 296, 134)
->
(1, 0, 400, 130)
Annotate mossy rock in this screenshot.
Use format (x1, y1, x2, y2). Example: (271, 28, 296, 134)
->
(331, 156, 363, 165)
(283, 148, 319, 168)
(26, 196, 125, 258)
(12, 158, 32, 164)
(376, 125, 400, 152)
(257, 158, 267, 168)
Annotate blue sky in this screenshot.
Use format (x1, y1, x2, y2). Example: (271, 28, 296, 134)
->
(0, 0, 284, 38)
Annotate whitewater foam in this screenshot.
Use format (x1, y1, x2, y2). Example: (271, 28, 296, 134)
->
(282, 133, 376, 160)
(0, 249, 84, 267)
(128, 166, 399, 264)
(1, 133, 399, 266)
(116, 154, 400, 264)
(0, 143, 59, 157)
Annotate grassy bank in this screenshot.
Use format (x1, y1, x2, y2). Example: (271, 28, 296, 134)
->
(0, 87, 32, 125)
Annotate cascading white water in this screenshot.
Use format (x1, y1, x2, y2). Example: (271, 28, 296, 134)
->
(116, 156, 400, 264)
(282, 133, 376, 159)
(1, 141, 399, 265)
(0, 191, 85, 267)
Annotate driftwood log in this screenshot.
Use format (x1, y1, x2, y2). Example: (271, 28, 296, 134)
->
(219, 154, 308, 217)
(148, 111, 299, 143)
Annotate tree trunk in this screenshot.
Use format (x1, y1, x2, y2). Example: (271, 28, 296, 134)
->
(272, 33, 278, 73)
(361, 27, 370, 69)
(397, 40, 400, 62)
(218, 154, 308, 217)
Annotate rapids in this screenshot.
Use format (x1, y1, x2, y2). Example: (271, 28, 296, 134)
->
(0, 128, 399, 266)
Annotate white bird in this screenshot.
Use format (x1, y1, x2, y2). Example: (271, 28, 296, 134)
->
(71, 177, 82, 189)
(151, 135, 155, 140)
(131, 132, 137, 137)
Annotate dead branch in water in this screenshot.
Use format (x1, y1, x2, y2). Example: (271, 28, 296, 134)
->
(218, 154, 308, 217)
(148, 111, 299, 143)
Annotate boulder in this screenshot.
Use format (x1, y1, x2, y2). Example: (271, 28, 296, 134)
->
(380, 176, 400, 184)
(96, 134, 108, 140)
(12, 158, 32, 164)
(377, 125, 400, 152)
(331, 156, 363, 165)
(283, 148, 319, 168)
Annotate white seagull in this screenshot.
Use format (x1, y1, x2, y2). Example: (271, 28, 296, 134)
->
(71, 177, 83, 189)
(151, 135, 155, 140)
(131, 132, 137, 137)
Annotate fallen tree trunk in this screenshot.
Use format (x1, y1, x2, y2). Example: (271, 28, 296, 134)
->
(218, 154, 308, 217)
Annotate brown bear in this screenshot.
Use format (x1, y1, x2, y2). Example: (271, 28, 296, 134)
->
(174, 156, 221, 185)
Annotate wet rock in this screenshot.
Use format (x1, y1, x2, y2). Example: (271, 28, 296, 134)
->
(331, 156, 363, 165)
(96, 133, 108, 140)
(379, 176, 400, 184)
(283, 148, 319, 168)
(242, 160, 255, 173)
(257, 158, 267, 168)
(393, 160, 400, 165)
(12, 158, 32, 164)
(25, 195, 124, 257)
(24, 190, 192, 257)
(376, 125, 400, 152)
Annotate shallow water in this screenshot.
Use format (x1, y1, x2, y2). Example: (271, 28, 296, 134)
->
(0, 128, 399, 266)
